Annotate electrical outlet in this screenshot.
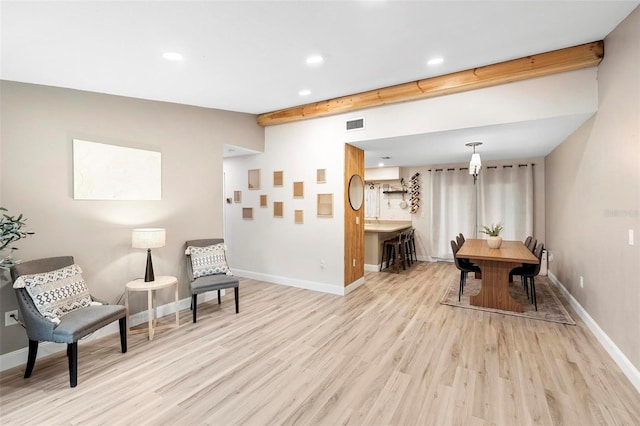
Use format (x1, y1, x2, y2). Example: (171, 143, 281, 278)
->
(629, 229, 634, 246)
(580, 276, 584, 289)
(5, 310, 18, 326)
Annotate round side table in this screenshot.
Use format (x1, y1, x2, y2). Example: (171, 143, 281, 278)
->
(125, 275, 179, 341)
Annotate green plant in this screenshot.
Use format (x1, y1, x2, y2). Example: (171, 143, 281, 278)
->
(1, 207, 35, 252)
(480, 223, 503, 237)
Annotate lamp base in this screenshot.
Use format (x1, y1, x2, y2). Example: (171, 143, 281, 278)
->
(144, 249, 155, 282)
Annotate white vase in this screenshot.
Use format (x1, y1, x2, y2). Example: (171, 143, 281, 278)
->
(0, 249, 15, 267)
(487, 236, 503, 249)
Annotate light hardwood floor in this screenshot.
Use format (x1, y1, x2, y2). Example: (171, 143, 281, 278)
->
(1, 262, 639, 425)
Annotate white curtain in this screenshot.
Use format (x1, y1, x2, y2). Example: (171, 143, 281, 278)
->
(425, 168, 476, 259)
(426, 164, 534, 260)
(478, 165, 533, 241)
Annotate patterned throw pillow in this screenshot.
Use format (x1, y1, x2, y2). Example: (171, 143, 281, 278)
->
(187, 243, 232, 278)
(13, 264, 92, 325)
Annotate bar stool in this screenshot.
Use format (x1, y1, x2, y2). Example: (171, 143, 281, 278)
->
(381, 231, 408, 273)
(404, 228, 417, 265)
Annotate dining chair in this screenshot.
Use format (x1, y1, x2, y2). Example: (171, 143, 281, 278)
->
(512, 244, 544, 310)
(451, 240, 481, 301)
(527, 238, 537, 252)
(524, 236, 532, 248)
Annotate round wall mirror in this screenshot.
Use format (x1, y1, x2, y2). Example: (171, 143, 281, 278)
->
(348, 174, 364, 211)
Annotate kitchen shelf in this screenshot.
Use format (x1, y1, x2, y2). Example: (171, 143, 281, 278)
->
(382, 190, 407, 194)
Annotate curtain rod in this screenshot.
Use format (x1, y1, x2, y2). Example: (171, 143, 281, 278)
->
(428, 163, 535, 172)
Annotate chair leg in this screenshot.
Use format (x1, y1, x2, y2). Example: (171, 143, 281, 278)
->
(412, 238, 417, 262)
(119, 317, 127, 353)
(458, 271, 465, 301)
(531, 277, 537, 311)
(24, 340, 38, 379)
(217, 290, 221, 304)
(192, 294, 198, 323)
(521, 276, 528, 299)
(234, 287, 239, 313)
(68, 342, 78, 388)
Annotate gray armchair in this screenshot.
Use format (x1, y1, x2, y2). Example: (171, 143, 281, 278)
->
(185, 238, 239, 323)
(10, 256, 127, 387)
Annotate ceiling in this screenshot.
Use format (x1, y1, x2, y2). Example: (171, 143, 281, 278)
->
(2, 1, 638, 167)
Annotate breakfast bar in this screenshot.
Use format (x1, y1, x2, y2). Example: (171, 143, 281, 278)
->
(364, 221, 412, 270)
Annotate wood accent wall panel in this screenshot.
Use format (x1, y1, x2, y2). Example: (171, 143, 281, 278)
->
(258, 41, 604, 126)
(344, 144, 364, 286)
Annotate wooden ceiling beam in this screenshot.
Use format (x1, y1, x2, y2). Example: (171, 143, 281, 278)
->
(257, 41, 604, 127)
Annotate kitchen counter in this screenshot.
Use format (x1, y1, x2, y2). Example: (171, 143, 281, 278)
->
(364, 221, 412, 269)
(365, 223, 412, 233)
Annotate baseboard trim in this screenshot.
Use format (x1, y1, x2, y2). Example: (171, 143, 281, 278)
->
(233, 269, 345, 296)
(548, 272, 640, 393)
(364, 264, 380, 272)
(0, 292, 220, 373)
(344, 277, 366, 295)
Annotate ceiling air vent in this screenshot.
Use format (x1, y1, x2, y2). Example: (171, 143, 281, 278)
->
(346, 117, 365, 132)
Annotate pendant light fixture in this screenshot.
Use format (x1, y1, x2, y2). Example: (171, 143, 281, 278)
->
(466, 142, 483, 183)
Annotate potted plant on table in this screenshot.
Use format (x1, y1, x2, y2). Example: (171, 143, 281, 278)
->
(481, 223, 503, 249)
(1, 207, 35, 267)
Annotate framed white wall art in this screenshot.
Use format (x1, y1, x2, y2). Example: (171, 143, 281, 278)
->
(73, 139, 161, 200)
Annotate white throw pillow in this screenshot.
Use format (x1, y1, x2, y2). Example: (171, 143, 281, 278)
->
(13, 264, 92, 325)
(187, 243, 232, 278)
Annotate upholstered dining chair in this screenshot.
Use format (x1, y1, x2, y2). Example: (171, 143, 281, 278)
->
(10, 256, 127, 388)
(512, 244, 545, 310)
(451, 240, 481, 301)
(185, 238, 239, 323)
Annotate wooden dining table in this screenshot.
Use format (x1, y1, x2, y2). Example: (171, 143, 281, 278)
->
(455, 239, 539, 312)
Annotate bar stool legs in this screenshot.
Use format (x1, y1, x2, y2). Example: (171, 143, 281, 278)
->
(380, 228, 416, 273)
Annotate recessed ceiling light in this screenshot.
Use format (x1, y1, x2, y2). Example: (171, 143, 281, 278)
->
(162, 52, 183, 61)
(427, 57, 444, 66)
(306, 55, 324, 65)
(378, 162, 385, 167)
(299, 89, 311, 96)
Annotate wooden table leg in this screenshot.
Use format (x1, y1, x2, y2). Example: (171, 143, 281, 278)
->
(470, 260, 522, 313)
(125, 289, 130, 336)
(148, 289, 154, 341)
(174, 281, 179, 327)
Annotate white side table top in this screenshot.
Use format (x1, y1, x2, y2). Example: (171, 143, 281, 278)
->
(126, 275, 178, 291)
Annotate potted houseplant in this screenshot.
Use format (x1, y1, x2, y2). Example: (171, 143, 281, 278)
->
(0, 207, 35, 266)
(481, 223, 503, 249)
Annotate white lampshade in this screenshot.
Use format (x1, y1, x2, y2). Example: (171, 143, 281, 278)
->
(132, 228, 166, 249)
(469, 153, 482, 175)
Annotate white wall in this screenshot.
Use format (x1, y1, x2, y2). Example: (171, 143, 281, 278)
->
(224, 118, 347, 294)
